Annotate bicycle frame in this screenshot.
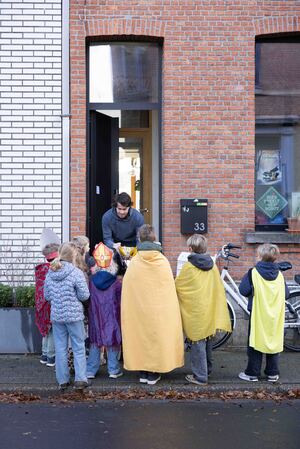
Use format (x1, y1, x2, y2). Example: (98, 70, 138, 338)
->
(219, 259, 300, 330)
(220, 268, 249, 328)
(177, 247, 300, 334)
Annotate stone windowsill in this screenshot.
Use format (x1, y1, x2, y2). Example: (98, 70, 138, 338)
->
(245, 232, 300, 244)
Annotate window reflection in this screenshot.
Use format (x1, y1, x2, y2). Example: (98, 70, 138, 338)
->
(255, 39, 300, 231)
(89, 43, 159, 103)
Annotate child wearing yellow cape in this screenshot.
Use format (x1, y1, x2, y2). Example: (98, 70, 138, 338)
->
(121, 225, 184, 385)
(175, 234, 231, 386)
(238, 244, 289, 383)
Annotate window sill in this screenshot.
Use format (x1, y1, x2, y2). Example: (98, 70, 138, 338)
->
(245, 232, 300, 244)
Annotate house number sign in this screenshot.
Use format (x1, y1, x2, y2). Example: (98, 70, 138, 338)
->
(180, 199, 208, 234)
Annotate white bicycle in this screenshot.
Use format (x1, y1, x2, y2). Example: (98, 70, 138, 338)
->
(177, 244, 300, 351)
(211, 243, 300, 352)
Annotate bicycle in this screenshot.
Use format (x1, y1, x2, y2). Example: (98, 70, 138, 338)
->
(177, 244, 300, 352)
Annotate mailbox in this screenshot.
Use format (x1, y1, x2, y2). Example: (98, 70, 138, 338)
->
(180, 199, 208, 234)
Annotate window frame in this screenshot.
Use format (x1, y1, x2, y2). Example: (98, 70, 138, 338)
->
(255, 35, 300, 232)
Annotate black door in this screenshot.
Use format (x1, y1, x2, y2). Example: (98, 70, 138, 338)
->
(88, 111, 119, 249)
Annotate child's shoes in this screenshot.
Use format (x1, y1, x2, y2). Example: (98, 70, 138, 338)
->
(40, 355, 48, 365)
(267, 374, 279, 382)
(109, 371, 123, 379)
(46, 356, 55, 367)
(238, 372, 258, 382)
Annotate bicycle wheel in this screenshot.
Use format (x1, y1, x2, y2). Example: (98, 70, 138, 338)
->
(284, 291, 300, 352)
(212, 301, 235, 350)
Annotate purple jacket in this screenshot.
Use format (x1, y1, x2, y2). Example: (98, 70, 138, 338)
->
(88, 272, 122, 348)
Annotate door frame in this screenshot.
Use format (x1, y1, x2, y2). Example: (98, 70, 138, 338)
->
(119, 127, 152, 224)
(86, 41, 162, 243)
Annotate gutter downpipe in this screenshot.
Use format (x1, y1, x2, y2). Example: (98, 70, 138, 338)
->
(62, 0, 70, 241)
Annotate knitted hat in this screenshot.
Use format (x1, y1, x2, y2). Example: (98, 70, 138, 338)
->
(40, 228, 60, 251)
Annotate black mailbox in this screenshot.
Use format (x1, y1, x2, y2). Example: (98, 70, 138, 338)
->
(180, 199, 208, 234)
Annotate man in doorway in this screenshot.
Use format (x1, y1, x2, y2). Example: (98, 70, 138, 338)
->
(102, 192, 145, 250)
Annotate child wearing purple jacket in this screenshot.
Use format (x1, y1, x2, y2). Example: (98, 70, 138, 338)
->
(86, 250, 126, 379)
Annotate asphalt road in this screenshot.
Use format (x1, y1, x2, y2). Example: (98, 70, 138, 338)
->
(0, 400, 299, 449)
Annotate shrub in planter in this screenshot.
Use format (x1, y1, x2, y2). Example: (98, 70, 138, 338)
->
(0, 284, 13, 307)
(0, 285, 41, 353)
(15, 285, 35, 308)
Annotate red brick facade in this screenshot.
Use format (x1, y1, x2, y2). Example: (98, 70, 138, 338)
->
(69, 1, 300, 279)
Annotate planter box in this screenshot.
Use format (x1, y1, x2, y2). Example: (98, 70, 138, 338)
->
(287, 217, 300, 233)
(0, 307, 42, 354)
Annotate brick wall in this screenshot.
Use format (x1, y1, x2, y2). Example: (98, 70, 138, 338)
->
(0, 2, 298, 285)
(0, 0, 62, 284)
(69, 1, 300, 280)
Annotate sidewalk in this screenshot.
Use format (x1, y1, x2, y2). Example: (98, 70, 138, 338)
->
(0, 349, 299, 395)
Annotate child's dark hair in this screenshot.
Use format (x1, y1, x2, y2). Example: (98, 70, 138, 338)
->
(42, 243, 60, 262)
(138, 224, 156, 242)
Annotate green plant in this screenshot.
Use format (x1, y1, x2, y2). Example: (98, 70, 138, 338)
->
(15, 285, 35, 308)
(0, 284, 13, 307)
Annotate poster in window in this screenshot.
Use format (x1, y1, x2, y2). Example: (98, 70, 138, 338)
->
(256, 149, 282, 185)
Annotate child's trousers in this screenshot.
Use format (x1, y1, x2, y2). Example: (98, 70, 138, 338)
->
(190, 338, 213, 383)
(87, 344, 121, 377)
(41, 327, 55, 359)
(245, 345, 279, 377)
(245, 320, 280, 377)
(52, 320, 87, 385)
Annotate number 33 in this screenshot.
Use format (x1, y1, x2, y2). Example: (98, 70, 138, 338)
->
(194, 222, 205, 231)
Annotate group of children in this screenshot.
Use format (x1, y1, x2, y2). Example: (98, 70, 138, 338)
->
(176, 236, 287, 385)
(35, 226, 287, 390)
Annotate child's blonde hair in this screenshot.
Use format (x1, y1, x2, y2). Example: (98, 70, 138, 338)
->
(50, 242, 77, 271)
(72, 235, 90, 273)
(187, 234, 207, 254)
(73, 236, 90, 252)
(257, 243, 280, 262)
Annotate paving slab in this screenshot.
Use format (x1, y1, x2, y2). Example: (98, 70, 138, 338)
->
(0, 349, 299, 395)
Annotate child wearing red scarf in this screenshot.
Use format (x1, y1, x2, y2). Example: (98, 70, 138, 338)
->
(35, 243, 59, 367)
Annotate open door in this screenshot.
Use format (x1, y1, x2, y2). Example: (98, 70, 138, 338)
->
(88, 111, 119, 249)
(119, 128, 152, 224)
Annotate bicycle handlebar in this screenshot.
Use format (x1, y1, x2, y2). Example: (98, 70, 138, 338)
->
(219, 245, 293, 269)
(227, 252, 240, 259)
(226, 243, 242, 250)
(219, 243, 242, 260)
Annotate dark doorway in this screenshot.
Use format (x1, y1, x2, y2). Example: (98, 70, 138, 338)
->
(88, 111, 119, 249)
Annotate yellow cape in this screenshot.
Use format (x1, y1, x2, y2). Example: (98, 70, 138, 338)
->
(121, 250, 184, 372)
(250, 268, 285, 354)
(175, 262, 232, 341)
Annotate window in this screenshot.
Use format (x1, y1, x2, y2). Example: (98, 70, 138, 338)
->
(255, 37, 300, 231)
(89, 43, 160, 104)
